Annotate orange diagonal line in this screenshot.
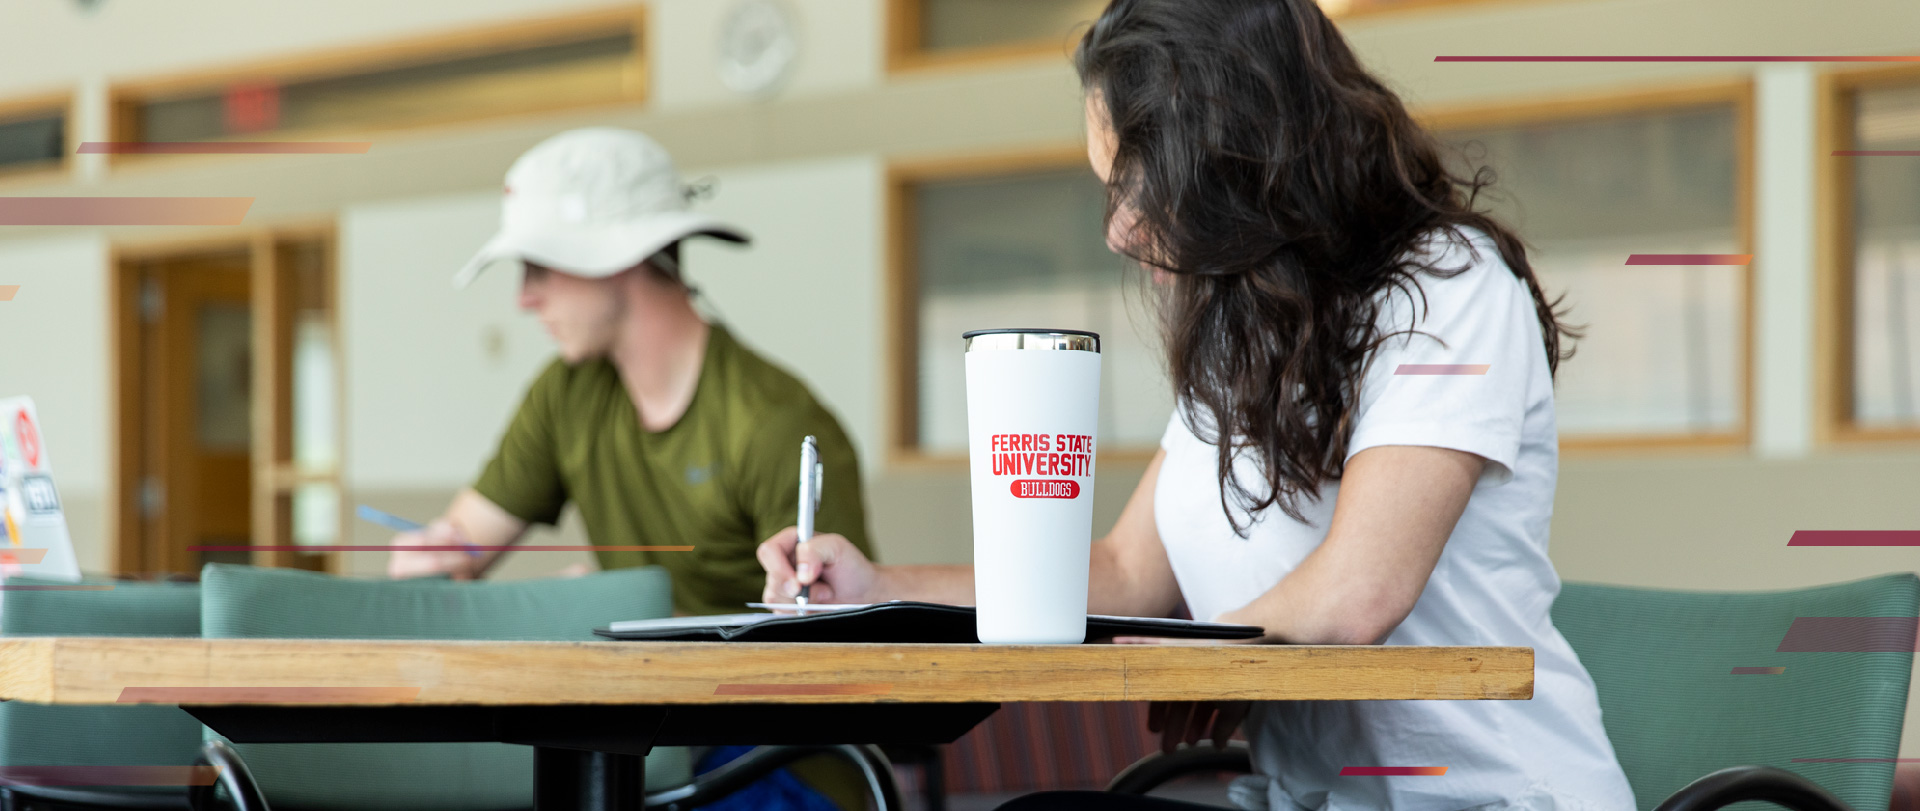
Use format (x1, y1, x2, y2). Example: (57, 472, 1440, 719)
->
(714, 683, 895, 696)
(117, 686, 422, 704)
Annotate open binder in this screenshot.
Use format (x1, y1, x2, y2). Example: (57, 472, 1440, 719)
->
(593, 601, 1264, 644)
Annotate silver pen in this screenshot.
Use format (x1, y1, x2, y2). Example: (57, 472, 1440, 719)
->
(795, 436, 823, 609)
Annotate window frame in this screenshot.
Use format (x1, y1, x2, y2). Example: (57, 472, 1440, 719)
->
(1418, 80, 1758, 455)
(104, 5, 649, 165)
(0, 91, 73, 184)
(883, 0, 1563, 75)
(1816, 64, 1920, 445)
(885, 145, 1164, 468)
(110, 222, 347, 576)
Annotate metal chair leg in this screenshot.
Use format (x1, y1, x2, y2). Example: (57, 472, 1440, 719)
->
(188, 740, 270, 811)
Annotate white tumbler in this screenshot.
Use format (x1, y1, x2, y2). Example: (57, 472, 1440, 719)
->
(964, 329, 1101, 644)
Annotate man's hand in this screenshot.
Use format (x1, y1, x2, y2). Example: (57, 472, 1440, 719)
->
(386, 519, 481, 580)
(757, 527, 880, 606)
(1146, 700, 1251, 754)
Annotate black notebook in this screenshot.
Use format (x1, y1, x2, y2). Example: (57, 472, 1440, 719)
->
(593, 601, 1264, 644)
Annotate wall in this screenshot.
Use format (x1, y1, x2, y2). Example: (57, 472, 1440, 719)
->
(0, 235, 111, 573)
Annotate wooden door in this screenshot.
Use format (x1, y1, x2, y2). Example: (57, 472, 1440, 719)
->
(115, 232, 342, 578)
(132, 251, 254, 574)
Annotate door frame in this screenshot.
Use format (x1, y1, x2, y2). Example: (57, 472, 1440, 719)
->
(109, 222, 343, 576)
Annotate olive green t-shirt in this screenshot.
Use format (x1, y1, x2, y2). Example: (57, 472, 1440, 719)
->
(474, 324, 873, 617)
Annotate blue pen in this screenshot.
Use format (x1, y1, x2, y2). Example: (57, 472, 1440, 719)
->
(356, 505, 480, 558)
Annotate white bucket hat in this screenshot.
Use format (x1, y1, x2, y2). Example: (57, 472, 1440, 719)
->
(452, 128, 749, 288)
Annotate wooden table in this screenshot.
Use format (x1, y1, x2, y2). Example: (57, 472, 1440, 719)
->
(0, 638, 1531, 809)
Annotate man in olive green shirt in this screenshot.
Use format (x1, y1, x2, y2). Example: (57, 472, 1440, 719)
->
(385, 126, 873, 620)
(387, 128, 872, 810)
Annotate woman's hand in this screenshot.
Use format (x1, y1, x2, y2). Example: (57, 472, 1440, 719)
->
(757, 527, 880, 606)
(1146, 700, 1251, 754)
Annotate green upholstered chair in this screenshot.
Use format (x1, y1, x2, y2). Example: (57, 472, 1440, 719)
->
(1107, 574, 1919, 811)
(1551, 574, 1918, 811)
(196, 564, 694, 811)
(0, 576, 205, 811)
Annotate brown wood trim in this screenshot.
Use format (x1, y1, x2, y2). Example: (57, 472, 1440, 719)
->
(885, 145, 1092, 464)
(1814, 71, 1851, 446)
(108, 224, 340, 576)
(1558, 433, 1749, 458)
(0, 637, 1535, 705)
(882, 0, 1567, 76)
(1415, 79, 1753, 133)
(249, 233, 286, 569)
(103, 4, 649, 166)
(1420, 79, 1758, 453)
(108, 249, 143, 576)
(1817, 64, 1920, 441)
(111, 6, 648, 98)
(1734, 82, 1758, 451)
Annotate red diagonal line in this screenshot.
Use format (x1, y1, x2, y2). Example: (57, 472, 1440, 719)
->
(1792, 758, 1920, 763)
(0, 585, 114, 591)
(1789, 530, 1920, 546)
(77, 141, 371, 155)
(1730, 666, 1785, 675)
(1625, 254, 1753, 265)
(117, 686, 421, 704)
(1776, 617, 1920, 652)
(0, 285, 18, 301)
(0, 547, 50, 563)
(1339, 766, 1449, 775)
(713, 683, 895, 696)
(0, 765, 221, 786)
(1395, 364, 1490, 375)
(1437, 56, 1920, 63)
(0, 197, 253, 226)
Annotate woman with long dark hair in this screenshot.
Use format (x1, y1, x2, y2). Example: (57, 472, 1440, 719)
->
(759, 0, 1633, 807)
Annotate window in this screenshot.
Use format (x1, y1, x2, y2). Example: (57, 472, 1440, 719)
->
(1428, 86, 1752, 445)
(892, 152, 1172, 460)
(0, 97, 67, 177)
(888, 0, 1105, 71)
(111, 7, 645, 146)
(887, 0, 1539, 72)
(1832, 75, 1920, 436)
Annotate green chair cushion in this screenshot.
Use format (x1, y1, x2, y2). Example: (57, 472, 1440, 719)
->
(0, 577, 205, 780)
(1553, 573, 1919, 811)
(199, 564, 688, 811)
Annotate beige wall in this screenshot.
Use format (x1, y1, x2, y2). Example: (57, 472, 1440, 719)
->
(4, 0, 1920, 754)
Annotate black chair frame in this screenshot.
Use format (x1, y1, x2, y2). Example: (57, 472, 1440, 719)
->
(1106, 745, 1859, 811)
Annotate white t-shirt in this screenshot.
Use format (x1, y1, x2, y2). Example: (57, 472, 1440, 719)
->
(1153, 228, 1635, 811)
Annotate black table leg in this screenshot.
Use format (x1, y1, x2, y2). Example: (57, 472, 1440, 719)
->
(535, 747, 645, 811)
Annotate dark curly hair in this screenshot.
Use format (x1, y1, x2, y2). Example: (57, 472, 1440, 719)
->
(1075, 0, 1575, 532)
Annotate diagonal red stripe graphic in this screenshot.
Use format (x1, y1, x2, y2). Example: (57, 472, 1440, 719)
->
(1437, 56, 1920, 63)
(0, 197, 253, 226)
(1788, 530, 1920, 546)
(713, 683, 894, 696)
(78, 141, 371, 154)
(1625, 254, 1753, 265)
(1340, 766, 1449, 775)
(1776, 617, 1920, 652)
(118, 686, 422, 704)
(0, 765, 221, 786)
